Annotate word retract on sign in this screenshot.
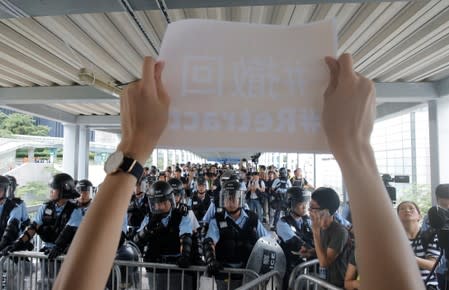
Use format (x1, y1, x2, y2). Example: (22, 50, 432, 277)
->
(169, 108, 320, 134)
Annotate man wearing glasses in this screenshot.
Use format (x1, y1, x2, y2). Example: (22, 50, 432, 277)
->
(302, 187, 351, 288)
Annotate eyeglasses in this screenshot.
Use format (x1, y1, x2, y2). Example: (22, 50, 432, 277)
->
(308, 207, 322, 211)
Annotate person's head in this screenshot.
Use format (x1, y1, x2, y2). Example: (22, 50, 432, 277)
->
(76, 179, 93, 202)
(49, 173, 79, 201)
(294, 168, 303, 178)
(0, 176, 10, 201)
(175, 167, 182, 179)
(196, 177, 207, 195)
(148, 181, 175, 215)
(268, 170, 275, 180)
(310, 187, 340, 228)
(397, 201, 421, 225)
(144, 167, 150, 176)
(168, 178, 185, 204)
(220, 180, 244, 215)
(252, 172, 259, 180)
(4, 175, 17, 199)
(436, 184, 449, 209)
(279, 168, 287, 179)
(158, 171, 166, 181)
(135, 176, 149, 197)
(259, 165, 266, 172)
(287, 186, 309, 217)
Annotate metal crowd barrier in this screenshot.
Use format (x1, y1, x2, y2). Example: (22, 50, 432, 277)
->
(0, 251, 260, 290)
(293, 274, 343, 290)
(288, 259, 320, 290)
(234, 270, 282, 290)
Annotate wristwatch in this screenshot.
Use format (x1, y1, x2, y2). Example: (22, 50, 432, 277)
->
(104, 150, 144, 181)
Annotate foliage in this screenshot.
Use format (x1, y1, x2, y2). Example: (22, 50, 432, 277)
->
(0, 113, 50, 136)
(398, 183, 432, 214)
(0, 129, 12, 137)
(16, 181, 49, 206)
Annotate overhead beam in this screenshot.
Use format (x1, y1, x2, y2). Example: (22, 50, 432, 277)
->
(1, 0, 416, 19)
(2, 104, 77, 123)
(375, 102, 424, 121)
(374, 82, 438, 102)
(0, 86, 117, 105)
(76, 115, 120, 126)
(435, 75, 449, 99)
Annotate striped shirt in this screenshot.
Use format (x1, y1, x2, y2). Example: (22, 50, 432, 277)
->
(409, 228, 440, 287)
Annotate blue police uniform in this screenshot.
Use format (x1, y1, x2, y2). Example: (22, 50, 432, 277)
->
(206, 210, 268, 244)
(0, 203, 22, 224)
(138, 208, 192, 238)
(276, 215, 312, 242)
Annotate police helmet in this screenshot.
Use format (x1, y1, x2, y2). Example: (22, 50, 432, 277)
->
(220, 170, 238, 187)
(5, 175, 17, 198)
(168, 178, 185, 197)
(279, 168, 287, 178)
(287, 186, 309, 209)
(219, 180, 244, 210)
(76, 179, 93, 196)
(0, 176, 10, 199)
(148, 181, 175, 214)
(197, 176, 207, 186)
(49, 173, 79, 199)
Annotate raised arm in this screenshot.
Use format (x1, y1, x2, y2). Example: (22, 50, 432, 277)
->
(53, 57, 170, 290)
(322, 54, 424, 290)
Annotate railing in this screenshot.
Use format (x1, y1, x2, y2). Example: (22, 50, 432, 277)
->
(288, 259, 320, 290)
(0, 251, 260, 290)
(235, 270, 282, 290)
(293, 274, 343, 290)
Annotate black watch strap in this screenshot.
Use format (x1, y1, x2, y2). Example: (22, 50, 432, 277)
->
(119, 156, 144, 181)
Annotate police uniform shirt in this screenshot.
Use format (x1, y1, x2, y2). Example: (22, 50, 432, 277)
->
(334, 212, 352, 229)
(276, 215, 311, 241)
(188, 210, 200, 231)
(18, 202, 29, 225)
(67, 204, 128, 236)
(206, 210, 269, 244)
(271, 178, 292, 191)
(0, 203, 22, 224)
(137, 208, 193, 236)
(34, 202, 69, 248)
(202, 202, 251, 224)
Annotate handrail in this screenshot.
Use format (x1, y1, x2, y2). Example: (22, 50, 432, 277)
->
(293, 274, 343, 290)
(235, 270, 282, 290)
(288, 259, 319, 289)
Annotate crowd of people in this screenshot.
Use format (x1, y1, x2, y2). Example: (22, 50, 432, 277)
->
(0, 160, 446, 289)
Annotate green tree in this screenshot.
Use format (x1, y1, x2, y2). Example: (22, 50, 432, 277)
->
(398, 183, 432, 214)
(16, 181, 50, 206)
(0, 113, 50, 136)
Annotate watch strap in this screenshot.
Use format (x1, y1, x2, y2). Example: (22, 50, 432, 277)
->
(119, 156, 144, 181)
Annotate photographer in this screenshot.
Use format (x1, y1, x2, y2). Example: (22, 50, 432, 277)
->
(398, 201, 440, 289)
(245, 172, 265, 221)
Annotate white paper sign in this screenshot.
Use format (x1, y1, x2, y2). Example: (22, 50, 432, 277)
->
(158, 19, 337, 153)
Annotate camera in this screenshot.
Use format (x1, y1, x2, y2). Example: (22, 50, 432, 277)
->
(381, 174, 409, 204)
(250, 152, 261, 164)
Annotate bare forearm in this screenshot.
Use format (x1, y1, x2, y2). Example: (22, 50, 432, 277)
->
(312, 230, 329, 267)
(335, 143, 424, 290)
(416, 257, 436, 271)
(53, 172, 136, 290)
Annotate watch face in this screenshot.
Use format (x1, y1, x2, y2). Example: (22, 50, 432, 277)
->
(104, 151, 124, 174)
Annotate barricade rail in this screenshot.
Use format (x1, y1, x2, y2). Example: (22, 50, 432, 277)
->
(293, 274, 343, 290)
(0, 251, 260, 290)
(288, 259, 320, 290)
(234, 270, 282, 290)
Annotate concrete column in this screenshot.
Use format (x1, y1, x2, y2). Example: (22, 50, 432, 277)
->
(27, 147, 35, 163)
(437, 98, 449, 183)
(152, 149, 158, 167)
(77, 126, 90, 180)
(63, 124, 79, 178)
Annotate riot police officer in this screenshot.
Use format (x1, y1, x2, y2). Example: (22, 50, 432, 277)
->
(0, 175, 22, 252)
(134, 181, 193, 290)
(203, 180, 268, 289)
(127, 176, 150, 240)
(276, 186, 314, 289)
(5, 175, 30, 230)
(5, 173, 79, 255)
(190, 177, 213, 221)
(75, 179, 93, 212)
(271, 168, 292, 230)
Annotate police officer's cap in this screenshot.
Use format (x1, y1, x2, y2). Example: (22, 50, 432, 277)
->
(149, 181, 173, 201)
